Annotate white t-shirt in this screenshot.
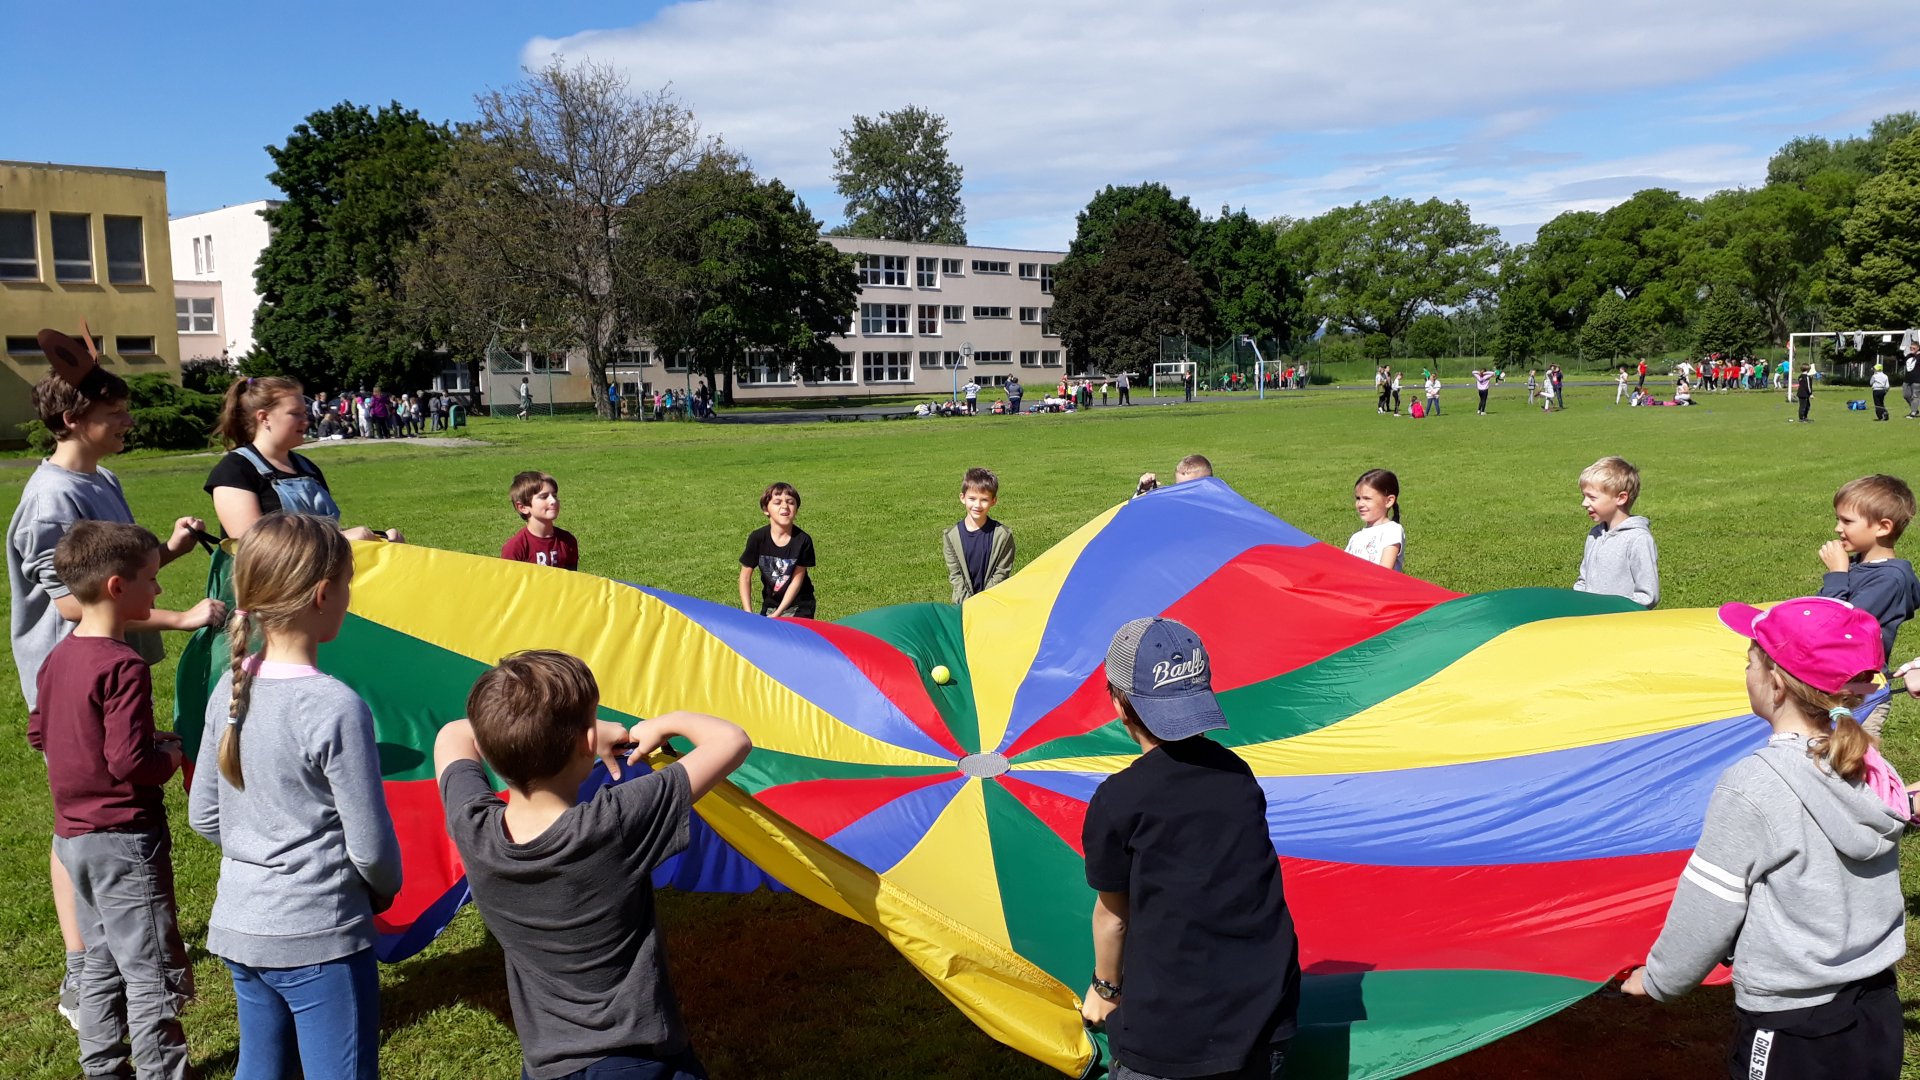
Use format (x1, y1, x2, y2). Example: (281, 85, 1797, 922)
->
(1345, 519, 1406, 571)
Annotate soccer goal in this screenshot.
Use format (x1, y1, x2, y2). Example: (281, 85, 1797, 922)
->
(1152, 361, 1195, 398)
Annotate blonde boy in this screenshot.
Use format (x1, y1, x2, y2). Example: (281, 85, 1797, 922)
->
(1572, 456, 1659, 607)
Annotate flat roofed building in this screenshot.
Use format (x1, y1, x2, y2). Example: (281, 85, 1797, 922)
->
(0, 161, 180, 440)
(169, 200, 278, 362)
(493, 237, 1066, 411)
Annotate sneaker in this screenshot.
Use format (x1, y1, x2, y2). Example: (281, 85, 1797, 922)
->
(58, 968, 79, 1030)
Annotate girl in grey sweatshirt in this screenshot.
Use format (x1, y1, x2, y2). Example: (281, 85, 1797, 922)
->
(188, 513, 401, 1078)
(1623, 598, 1908, 1078)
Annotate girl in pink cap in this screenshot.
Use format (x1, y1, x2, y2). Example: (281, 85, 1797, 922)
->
(1621, 597, 1909, 1078)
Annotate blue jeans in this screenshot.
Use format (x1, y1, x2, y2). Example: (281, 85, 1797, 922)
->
(527, 1047, 708, 1080)
(225, 949, 380, 1079)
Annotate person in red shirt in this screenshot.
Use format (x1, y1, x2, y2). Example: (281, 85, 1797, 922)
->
(500, 471, 580, 570)
(31, 520, 192, 1079)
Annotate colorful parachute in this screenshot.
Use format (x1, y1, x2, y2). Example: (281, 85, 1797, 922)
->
(175, 479, 1837, 1078)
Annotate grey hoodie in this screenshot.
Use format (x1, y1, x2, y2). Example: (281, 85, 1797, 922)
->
(1574, 515, 1658, 607)
(1643, 734, 1907, 1012)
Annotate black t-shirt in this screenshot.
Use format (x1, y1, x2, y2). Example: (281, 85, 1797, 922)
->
(1083, 736, 1301, 1078)
(204, 446, 332, 532)
(738, 524, 816, 612)
(959, 518, 996, 594)
(441, 759, 692, 1079)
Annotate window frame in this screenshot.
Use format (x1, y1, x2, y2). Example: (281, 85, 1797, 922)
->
(1019, 307, 1040, 323)
(805, 352, 857, 384)
(971, 259, 1010, 274)
(858, 253, 910, 287)
(51, 212, 93, 283)
(1019, 263, 1038, 279)
(115, 336, 157, 356)
(972, 306, 1011, 320)
(0, 210, 39, 281)
(176, 296, 217, 334)
(916, 304, 941, 336)
(973, 350, 1012, 364)
(940, 258, 964, 276)
(916, 256, 939, 289)
(103, 215, 145, 284)
(860, 302, 912, 336)
(860, 350, 913, 384)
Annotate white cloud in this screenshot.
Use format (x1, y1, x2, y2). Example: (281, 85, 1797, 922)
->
(525, 0, 1919, 247)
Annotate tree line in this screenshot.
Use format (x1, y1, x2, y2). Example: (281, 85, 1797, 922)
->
(245, 61, 1920, 406)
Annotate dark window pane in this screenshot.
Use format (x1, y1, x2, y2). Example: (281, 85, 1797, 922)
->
(51, 214, 91, 280)
(105, 216, 144, 283)
(0, 211, 36, 279)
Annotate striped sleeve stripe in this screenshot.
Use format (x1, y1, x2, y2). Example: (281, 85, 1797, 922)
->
(1682, 857, 1748, 905)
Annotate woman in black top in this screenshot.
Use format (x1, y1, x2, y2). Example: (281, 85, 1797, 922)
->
(205, 377, 404, 541)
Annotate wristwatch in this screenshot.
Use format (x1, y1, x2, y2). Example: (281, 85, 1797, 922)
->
(1091, 975, 1122, 1001)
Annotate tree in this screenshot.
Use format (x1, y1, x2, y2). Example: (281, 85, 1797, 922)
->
(406, 61, 712, 417)
(1289, 197, 1500, 344)
(829, 105, 966, 244)
(1406, 313, 1453, 361)
(1192, 208, 1307, 345)
(253, 102, 450, 389)
(1579, 291, 1650, 362)
(621, 158, 859, 402)
(1049, 220, 1208, 373)
(1063, 183, 1205, 263)
(1692, 285, 1766, 357)
(1830, 130, 1920, 331)
(1685, 185, 1838, 345)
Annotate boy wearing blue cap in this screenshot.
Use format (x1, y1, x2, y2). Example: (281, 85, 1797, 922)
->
(1080, 617, 1301, 1079)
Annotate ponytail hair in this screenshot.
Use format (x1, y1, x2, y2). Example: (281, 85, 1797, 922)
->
(216, 376, 303, 449)
(219, 512, 354, 789)
(1749, 643, 1872, 782)
(1356, 468, 1401, 523)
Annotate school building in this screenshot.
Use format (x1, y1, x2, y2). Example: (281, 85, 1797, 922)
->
(493, 237, 1067, 410)
(0, 160, 182, 440)
(169, 200, 280, 363)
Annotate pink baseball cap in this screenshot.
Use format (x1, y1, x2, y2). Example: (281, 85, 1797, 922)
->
(1717, 597, 1885, 693)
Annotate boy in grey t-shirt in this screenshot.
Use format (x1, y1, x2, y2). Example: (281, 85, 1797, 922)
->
(435, 651, 750, 1080)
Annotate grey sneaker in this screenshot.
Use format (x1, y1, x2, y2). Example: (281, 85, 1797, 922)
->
(58, 967, 79, 1030)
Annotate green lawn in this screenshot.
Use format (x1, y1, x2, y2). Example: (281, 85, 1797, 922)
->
(2, 384, 1917, 1079)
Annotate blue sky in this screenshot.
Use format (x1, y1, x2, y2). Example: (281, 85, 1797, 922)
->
(7, 0, 1917, 249)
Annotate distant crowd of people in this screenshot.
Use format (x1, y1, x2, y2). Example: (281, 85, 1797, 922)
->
(306, 388, 462, 439)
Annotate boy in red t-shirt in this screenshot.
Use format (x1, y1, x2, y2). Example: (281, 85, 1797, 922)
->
(500, 471, 580, 570)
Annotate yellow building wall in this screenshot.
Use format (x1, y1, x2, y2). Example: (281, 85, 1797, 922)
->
(0, 161, 180, 443)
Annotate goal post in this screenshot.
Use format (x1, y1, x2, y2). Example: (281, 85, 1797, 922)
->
(1151, 361, 1194, 398)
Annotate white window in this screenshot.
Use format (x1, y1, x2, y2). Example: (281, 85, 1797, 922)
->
(974, 350, 1011, 364)
(860, 303, 911, 335)
(1019, 307, 1040, 323)
(116, 336, 157, 355)
(52, 213, 91, 282)
(917, 305, 940, 335)
(0, 210, 38, 280)
(858, 254, 909, 287)
(1019, 263, 1038, 279)
(1043, 349, 1063, 367)
(941, 258, 963, 276)
(1020, 350, 1041, 367)
(192, 237, 204, 274)
(973, 306, 1010, 320)
(942, 305, 965, 322)
(741, 351, 794, 386)
(665, 349, 691, 372)
(861, 351, 912, 383)
(919, 350, 945, 369)
(807, 353, 856, 383)
(916, 257, 939, 288)
(1040, 264, 1055, 294)
(1042, 308, 1056, 337)
(972, 259, 1009, 274)
(176, 296, 216, 333)
(204, 235, 215, 272)
(104, 215, 144, 284)
(531, 351, 569, 373)
(614, 346, 651, 367)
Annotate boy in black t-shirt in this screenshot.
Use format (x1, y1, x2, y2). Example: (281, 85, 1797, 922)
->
(435, 651, 750, 1080)
(737, 482, 816, 618)
(1082, 617, 1301, 1080)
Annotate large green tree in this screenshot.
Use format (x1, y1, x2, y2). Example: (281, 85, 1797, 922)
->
(405, 61, 711, 416)
(621, 158, 860, 402)
(253, 102, 450, 389)
(1830, 130, 1920, 329)
(829, 105, 966, 244)
(1286, 196, 1500, 343)
(1685, 184, 1838, 345)
(1049, 219, 1208, 374)
(1578, 290, 1652, 362)
(1063, 183, 1205, 263)
(1692, 285, 1767, 357)
(1192, 207, 1307, 345)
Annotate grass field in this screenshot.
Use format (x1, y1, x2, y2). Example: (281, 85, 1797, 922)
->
(2, 383, 1917, 1079)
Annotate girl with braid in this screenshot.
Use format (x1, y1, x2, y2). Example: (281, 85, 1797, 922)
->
(188, 513, 400, 1079)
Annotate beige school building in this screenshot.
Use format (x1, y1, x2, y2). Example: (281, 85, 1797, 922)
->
(0, 161, 182, 439)
(492, 237, 1068, 409)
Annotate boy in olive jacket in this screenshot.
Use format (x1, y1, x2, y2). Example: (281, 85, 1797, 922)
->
(942, 467, 1015, 603)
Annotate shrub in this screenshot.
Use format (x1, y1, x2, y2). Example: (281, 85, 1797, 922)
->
(181, 358, 237, 395)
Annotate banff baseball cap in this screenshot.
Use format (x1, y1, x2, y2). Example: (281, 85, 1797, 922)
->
(1106, 617, 1228, 741)
(1717, 597, 1885, 692)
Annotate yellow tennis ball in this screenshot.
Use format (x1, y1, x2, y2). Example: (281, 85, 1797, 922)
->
(931, 665, 952, 685)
